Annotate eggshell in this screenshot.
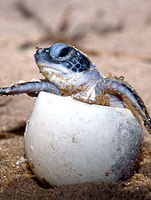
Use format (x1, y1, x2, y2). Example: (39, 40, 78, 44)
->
(24, 92, 143, 185)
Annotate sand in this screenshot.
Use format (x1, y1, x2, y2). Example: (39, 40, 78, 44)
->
(0, 0, 151, 199)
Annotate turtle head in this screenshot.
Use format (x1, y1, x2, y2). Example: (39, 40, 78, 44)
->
(34, 43, 101, 94)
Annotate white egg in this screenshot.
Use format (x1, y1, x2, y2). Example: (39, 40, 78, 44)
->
(24, 91, 143, 186)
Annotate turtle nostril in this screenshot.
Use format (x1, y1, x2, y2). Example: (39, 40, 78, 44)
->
(36, 48, 45, 54)
(36, 46, 40, 50)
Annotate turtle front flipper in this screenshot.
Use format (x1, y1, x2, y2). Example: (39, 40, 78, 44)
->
(97, 77, 151, 134)
(0, 80, 61, 97)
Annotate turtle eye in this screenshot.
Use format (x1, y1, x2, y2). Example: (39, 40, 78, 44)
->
(58, 47, 71, 58)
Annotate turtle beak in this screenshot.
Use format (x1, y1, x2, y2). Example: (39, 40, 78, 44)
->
(34, 48, 51, 66)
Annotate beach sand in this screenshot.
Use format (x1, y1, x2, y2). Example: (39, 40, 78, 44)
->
(0, 0, 151, 199)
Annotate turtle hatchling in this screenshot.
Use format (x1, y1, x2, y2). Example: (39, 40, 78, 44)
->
(0, 43, 151, 133)
(1, 42, 150, 185)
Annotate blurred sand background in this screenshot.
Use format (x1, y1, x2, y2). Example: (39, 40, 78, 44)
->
(0, 0, 151, 199)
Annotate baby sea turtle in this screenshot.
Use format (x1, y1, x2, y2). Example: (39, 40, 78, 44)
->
(0, 43, 151, 133)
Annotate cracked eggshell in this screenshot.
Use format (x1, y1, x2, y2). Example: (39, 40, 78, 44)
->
(24, 92, 143, 186)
